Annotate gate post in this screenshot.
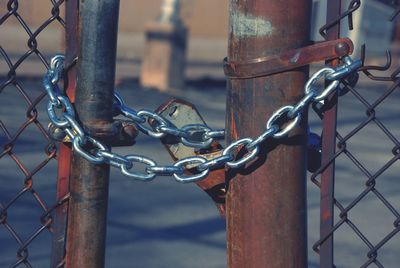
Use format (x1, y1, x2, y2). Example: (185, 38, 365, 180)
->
(50, 2, 79, 267)
(225, 0, 311, 267)
(65, 1, 120, 267)
(320, 0, 341, 267)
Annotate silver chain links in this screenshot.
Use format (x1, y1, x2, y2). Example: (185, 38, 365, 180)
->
(113, 91, 225, 146)
(44, 54, 361, 183)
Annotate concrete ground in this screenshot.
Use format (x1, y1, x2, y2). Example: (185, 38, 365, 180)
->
(1, 66, 400, 267)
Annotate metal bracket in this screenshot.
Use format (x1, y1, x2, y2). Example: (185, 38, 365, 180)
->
(224, 38, 354, 79)
(48, 120, 138, 147)
(154, 98, 226, 216)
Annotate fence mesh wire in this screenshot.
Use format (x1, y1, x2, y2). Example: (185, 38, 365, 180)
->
(311, 0, 400, 267)
(0, 0, 67, 267)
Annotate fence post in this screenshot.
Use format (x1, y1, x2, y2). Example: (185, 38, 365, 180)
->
(65, 1, 120, 267)
(225, 0, 311, 267)
(50, 2, 79, 266)
(320, 0, 341, 267)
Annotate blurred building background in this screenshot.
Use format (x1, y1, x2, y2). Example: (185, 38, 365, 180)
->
(0, 0, 229, 36)
(0, 0, 229, 80)
(0, 0, 397, 79)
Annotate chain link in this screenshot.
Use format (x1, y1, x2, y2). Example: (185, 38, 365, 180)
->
(135, 109, 169, 138)
(180, 124, 214, 148)
(267, 105, 302, 138)
(222, 138, 260, 168)
(113, 92, 225, 145)
(305, 67, 340, 102)
(44, 54, 361, 183)
(120, 155, 157, 181)
(173, 157, 210, 183)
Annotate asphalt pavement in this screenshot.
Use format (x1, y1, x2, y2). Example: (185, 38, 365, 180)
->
(0, 68, 399, 267)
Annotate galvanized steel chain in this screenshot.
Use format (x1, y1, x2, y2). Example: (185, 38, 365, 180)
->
(44, 54, 361, 183)
(113, 91, 225, 147)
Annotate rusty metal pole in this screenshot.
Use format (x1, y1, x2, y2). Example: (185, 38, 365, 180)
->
(50, 1, 79, 267)
(65, 0, 120, 267)
(320, 0, 341, 267)
(226, 0, 311, 267)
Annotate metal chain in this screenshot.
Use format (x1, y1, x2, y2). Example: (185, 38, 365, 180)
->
(44, 54, 361, 183)
(113, 91, 225, 147)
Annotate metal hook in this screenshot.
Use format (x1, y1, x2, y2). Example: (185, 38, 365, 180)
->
(358, 45, 393, 81)
(319, 0, 361, 39)
(390, 6, 400, 21)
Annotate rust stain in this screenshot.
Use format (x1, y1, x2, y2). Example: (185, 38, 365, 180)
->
(230, 109, 239, 140)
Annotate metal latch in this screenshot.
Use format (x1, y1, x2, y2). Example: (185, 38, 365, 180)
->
(48, 120, 138, 147)
(224, 38, 355, 79)
(154, 98, 226, 216)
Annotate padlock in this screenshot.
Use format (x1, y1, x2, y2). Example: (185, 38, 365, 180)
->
(307, 131, 322, 173)
(154, 98, 226, 216)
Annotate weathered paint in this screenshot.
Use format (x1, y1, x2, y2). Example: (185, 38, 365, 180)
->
(230, 9, 274, 38)
(65, 1, 120, 267)
(50, 2, 78, 267)
(226, 0, 311, 267)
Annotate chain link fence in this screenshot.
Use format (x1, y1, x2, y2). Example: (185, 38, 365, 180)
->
(0, 0, 67, 267)
(311, 0, 400, 267)
(1, 0, 400, 267)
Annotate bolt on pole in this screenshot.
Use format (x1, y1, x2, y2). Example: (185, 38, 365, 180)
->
(226, 0, 311, 267)
(65, 0, 120, 267)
